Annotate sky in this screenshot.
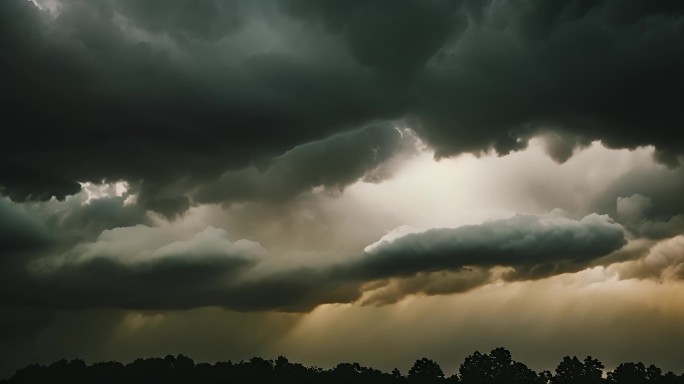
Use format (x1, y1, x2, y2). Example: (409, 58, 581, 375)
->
(1, 0, 684, 378)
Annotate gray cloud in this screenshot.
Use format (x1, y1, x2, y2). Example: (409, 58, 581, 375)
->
(55, 197, 150, 241)
(585, 165, 684, 238)
(1, 0, 684, 203)
(7, 256, 359, 313)
(115, 0, 245, 42)
(415, 0, 684, 161)
(0, 218, 361, 312)
(358, 268, 496, 306)
(1, 0, 406, 203)
(0, 198, 52, 255)
(194, 123, 415, 204)
(616, 194, 684, 239)
(351, 213, 627, 281)
(279, 0, 467, 75)
(0, 212, 627, 312)
(4, 226, 269, 310)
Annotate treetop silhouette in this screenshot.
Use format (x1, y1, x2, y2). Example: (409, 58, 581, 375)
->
(3, 348, 683, 384)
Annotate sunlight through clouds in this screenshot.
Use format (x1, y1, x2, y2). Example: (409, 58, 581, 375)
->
(2, 0, 684, 379)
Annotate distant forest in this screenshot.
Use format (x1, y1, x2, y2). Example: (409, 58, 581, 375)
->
(3, 347, 683, 384)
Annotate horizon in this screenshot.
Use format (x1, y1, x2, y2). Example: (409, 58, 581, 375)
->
(5, 347, 683, 381)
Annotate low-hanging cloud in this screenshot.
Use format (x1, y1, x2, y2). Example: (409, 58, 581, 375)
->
(348, 212, 627, 282)
(1, 211, 627, 312)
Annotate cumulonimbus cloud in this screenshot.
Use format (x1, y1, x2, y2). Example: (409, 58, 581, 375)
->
(1, 0, 683, 203)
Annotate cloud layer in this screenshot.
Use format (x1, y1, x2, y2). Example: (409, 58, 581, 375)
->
(2, 0, 684, 202)
(1, 210, 627, 312)
(356, 213, 626, 281)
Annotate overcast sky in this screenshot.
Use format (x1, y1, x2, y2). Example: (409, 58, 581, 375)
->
(2, 0, 684, 378)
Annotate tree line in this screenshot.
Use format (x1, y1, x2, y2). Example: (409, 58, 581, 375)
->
(3, 347, 683, 384)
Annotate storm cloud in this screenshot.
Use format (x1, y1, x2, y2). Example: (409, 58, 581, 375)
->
(2, 0, 684, 379)
(194, 123, 416, 204)
(0, 211, 627, 312)
(0, 198, 52, 254)
(352, 212, 627, 281)
(2, 0, 684, 202)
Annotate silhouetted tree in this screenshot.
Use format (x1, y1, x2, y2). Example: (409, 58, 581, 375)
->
(605, 362, 684, 384)
(661, 371, 682, 384)
(409, 358, 445, 383)
(459, 351, 491, 384)
(661, 372, 684, 384)
(608, 362, 648, 384)
(460, 348, 544, 384)
(87, 361, 125, 384)
(553, 356, 605, 384)
(3, 350, 683, 384)
(7, 363, 47, 384)
(446, 373, 462, 383)
(242, 356, 274, 382)
(646, 365, 665, 383)
(583, 357, 605, 384)
(553, 356, 585, 384)
(393, 368, 405, 379)
(539, 370, 553, 384)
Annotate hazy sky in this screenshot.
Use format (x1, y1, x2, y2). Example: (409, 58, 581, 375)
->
(2, 0, 684, 378)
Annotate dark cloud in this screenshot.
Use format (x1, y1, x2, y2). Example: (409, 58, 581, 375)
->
(115, 0, 245, 42)
(537, 130, 591, 163)
(350, 213, 626, 282)
(0, 198, 52, 254)
(144, 195, 191, 220)
(55, 197, 150, 240)
(1, 226, 271, 310)
(3, 252, 357, 313)
(0, 212, 627, 312)
(279, 0, 466, 75)
(358, 268, 495, 306)
(1, 0, 683, 202)
(194, 123, 414, 204)
(0, 0, 406, 203)
(0, 190, 151, 254)
(0, 218, 355, 312)
(415, 0, 684, 160)
(583, 164, 684, 238)
(616, 194, 684, 239)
